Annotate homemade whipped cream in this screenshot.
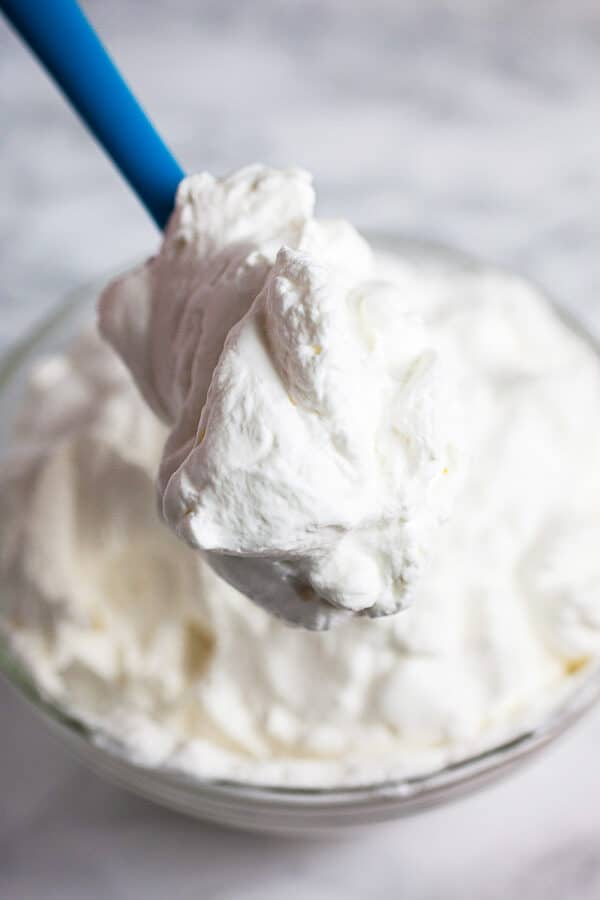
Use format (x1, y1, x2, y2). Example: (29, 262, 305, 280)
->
(2, 236, 600, 786)
(99, 166, 462, 627)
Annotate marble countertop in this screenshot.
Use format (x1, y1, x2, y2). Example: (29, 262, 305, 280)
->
(2, 1, 600, 896)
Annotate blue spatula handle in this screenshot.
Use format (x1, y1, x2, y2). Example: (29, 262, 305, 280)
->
(1, 0, 185, 229)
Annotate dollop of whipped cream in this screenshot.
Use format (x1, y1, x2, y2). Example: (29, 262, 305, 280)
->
(99, 166, 462, 627)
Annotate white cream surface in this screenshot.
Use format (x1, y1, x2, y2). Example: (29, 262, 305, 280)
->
(99, 166, 463, 627)
(2, 244, 600, 787)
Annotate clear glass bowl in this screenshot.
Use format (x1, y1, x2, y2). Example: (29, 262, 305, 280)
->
(2, 235, 600, 835)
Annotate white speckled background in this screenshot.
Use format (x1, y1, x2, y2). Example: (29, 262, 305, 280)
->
(2, 1, 600, 896)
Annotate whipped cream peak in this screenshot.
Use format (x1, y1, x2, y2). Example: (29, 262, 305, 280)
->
(100, 166, 462, 626)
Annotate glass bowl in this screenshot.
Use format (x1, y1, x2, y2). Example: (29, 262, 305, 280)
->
(2, 235, 600, 836)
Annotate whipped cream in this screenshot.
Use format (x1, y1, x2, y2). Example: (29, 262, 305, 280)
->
(99, 166, 462, 627)
(2, 241, 600, 787)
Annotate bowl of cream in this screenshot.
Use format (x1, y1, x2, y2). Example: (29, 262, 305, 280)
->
(2, 220, 600, 833)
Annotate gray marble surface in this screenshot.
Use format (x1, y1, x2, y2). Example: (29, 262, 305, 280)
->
(2, 1, 600, 896)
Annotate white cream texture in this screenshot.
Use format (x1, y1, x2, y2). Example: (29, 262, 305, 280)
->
(2, 237, 600, 785)
(99, 167, 461, 627)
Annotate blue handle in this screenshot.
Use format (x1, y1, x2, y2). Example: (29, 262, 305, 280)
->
(1, 0, 185, 229)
